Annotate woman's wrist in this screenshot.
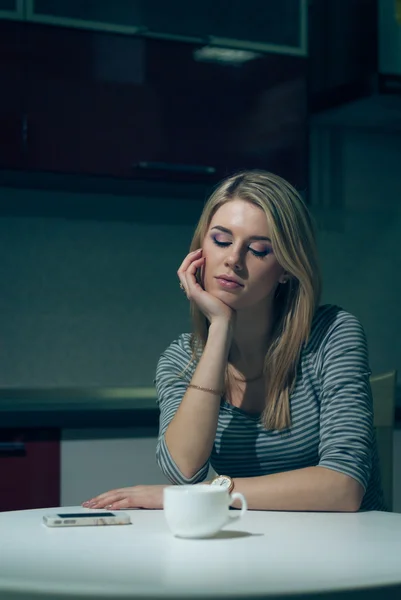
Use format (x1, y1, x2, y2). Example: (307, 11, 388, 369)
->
(208, 318, 234, 345)
(206, 324, 232, 365)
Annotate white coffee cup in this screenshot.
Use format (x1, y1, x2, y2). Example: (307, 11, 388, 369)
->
(163, 485, 247, 539)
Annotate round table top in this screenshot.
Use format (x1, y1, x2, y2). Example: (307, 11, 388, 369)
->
(1, 506, 401, 600)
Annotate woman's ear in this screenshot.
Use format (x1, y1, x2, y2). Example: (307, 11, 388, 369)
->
(279, 271, 289, 285)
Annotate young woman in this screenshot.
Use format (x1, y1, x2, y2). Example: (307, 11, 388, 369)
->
(83, 171, 385, 512)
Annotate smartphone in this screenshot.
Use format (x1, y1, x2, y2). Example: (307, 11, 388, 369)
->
(43, 511, 131, 527)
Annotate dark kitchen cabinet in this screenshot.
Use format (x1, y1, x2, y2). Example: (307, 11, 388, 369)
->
(28, 0, 143, 31)
(0, 0, 23, 19)
(0, 0, 19, 9)
(308, 0, 378, 111)
(0, 428, 60, 512)
(0, 20, 25, 169)
(0, 20, 308, 189)
(0, 21, 168, 180)
(26, 78, 158, 178)
(23, 24, 158, 178)
(28, 0, 306, 54)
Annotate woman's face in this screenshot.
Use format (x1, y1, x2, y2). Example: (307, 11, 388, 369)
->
(202, 199, 286, 311)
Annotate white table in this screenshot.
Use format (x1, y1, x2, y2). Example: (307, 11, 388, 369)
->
(1, 506, 401, 600)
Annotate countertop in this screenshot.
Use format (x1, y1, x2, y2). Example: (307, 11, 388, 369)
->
(0, 387, 159, 429)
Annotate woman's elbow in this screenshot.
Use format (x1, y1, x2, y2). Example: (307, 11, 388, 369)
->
(339, 478, 364, 512)
(156, 451, 204, 485)
(341, 496, 362, 512)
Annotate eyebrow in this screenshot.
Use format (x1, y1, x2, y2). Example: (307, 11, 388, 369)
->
(210, 226, 271, 242)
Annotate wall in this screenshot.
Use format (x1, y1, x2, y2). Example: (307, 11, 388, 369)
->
(379, 0, 401, 76)
(0, 191, 201, 387)
(310, 127, 401, 383)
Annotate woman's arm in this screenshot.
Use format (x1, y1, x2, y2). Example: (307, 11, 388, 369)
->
(82, 466, 363, 511)
(232, 310, 372, 512)
(157, 248, 236, 483)
(231, 466, 364, 512)
(163, 319, 231, 479)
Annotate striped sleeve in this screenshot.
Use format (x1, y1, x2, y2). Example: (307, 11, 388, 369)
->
(154, 335, 210, 485)
(317, 312, 374, 491)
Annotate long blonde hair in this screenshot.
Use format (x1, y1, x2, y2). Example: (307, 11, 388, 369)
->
(189, 170, 321, 430)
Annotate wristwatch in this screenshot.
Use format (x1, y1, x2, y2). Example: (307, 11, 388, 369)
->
(210, 474, 234, 493)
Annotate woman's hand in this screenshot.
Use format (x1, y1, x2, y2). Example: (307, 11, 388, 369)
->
(178, 248, 235, 325)
(82, 485, 167, 510)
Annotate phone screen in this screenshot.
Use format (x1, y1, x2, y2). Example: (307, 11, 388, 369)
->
(57, 512, 115, 518)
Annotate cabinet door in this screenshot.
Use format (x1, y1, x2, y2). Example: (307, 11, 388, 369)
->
(0, 428, 60, 512)
(0, 20, 25, 169)
(22, 22, 307, 187)
(27, 0, 306, 55)
(142, 38, 308, 189)
(0, 0, 24, 20)
(24, 23, 158, 178)
(26, 0, 142, 33)
(144, 0, 305, 54)
(308, 0, 377, 110)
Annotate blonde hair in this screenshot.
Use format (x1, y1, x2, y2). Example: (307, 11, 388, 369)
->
(189, 170, 321, 430)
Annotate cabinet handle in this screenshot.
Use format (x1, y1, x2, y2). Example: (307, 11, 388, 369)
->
(133, 161, 216, 175)
(21, 114, 28, 151)
(0, 442, 26, 456)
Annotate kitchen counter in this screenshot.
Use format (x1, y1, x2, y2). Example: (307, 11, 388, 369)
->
(0, 387, 159, 429)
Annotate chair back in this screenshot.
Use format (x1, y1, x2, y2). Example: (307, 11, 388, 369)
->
(370, 370, 397, 511)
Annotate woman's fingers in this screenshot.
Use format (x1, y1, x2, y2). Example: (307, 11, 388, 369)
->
(82, 485, 166, 511)
(177, 248, 202, 274)
(185, 257, 205, 296)
(186, 256, 204, 276)
(104, 497, 134, 510)
(82, 490, 128, 508)
(82, 489, 119, 504)
(107, 498, 144, 510)
(177, 249, 203, 294)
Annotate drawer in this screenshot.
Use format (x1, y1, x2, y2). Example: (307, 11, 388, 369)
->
(0, 428, 60, 511)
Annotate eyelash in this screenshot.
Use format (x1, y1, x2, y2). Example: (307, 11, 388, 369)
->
(212, 238, 270, 258)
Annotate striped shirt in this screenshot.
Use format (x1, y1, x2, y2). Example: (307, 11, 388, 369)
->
(155, 305, 385, 511)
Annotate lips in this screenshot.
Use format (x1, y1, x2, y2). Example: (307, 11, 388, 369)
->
(216, 275, 244, 287)
(216, 275, 244, 292)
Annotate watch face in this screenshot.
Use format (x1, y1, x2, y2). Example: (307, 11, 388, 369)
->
(212, 476, 231, 490)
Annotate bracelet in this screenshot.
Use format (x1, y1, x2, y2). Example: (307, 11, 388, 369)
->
(187, 384, 223, 397)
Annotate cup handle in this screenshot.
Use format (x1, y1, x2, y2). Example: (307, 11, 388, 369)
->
(226, 492, 247, 525)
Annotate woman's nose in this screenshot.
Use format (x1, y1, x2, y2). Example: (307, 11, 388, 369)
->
(224, 250, 243, 271)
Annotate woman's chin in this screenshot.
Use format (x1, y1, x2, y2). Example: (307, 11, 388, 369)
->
(214, 290, 243, 309)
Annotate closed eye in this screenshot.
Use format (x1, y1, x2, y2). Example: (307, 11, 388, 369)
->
(213, 239, 230, 248)
(251, 248, 270, 258)
(212, 238, 271, 258)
